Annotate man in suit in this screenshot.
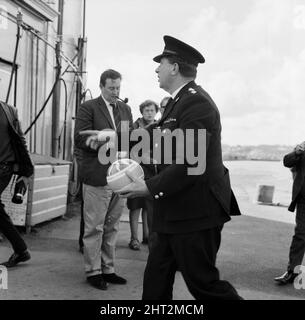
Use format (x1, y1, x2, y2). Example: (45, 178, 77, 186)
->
(0, 100, 33, 268)
(116, 36, 242, 299)
(74, 69, 133, 290)
(274, 141, 305, 285)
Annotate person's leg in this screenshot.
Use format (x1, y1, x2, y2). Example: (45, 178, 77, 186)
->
(128, 208, 141, 250)
(129, 208, 141, 241)
(274, 201, 305, 284)
(78, 182, 84, 251)
(101, 190, 126, 275)
(170, 227, 242, 300)
(82, 184, 111, 277)
(142, 233, 177, 300)
(0, 172, 27, 255)
(288, 201, 305, 272)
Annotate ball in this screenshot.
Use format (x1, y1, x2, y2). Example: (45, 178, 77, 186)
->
(106, 158, 144, 193)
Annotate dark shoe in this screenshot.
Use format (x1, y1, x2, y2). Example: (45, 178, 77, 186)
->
(87, 274, 108, 290)
(103, 273, 127, 284)
(79, 246, 84, 254)
(274, 270, 298, 285)
(0, 250, 31, 268)
(129, 239, 140, 250)
(142, 238, 148, 245)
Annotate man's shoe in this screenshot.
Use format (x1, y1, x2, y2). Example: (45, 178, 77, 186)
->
(274, 270, 298, 285)
(87, 275, 108, 290)
(0, 251, 31, 268)
(79, 246, 84, 254)
(103, 273, 127, 284)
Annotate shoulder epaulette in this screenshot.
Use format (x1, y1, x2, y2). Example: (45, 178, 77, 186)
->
(188, 87, 197, 94)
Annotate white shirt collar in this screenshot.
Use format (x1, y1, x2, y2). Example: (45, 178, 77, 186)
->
(171, 82, 191, 99)
(100, 93, 113, 107)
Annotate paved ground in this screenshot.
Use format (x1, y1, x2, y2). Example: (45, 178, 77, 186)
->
(0, 200, 304, 300)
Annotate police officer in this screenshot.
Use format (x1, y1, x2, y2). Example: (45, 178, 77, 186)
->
(118, 35, 242, 300)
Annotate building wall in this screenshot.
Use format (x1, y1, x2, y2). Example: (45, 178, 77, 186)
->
(57, 0, 86, 161)
(0, 0, 85, 160)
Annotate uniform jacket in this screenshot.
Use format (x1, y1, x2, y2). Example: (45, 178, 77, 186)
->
(74, 96, 133, 186)
(283, 150, 305, 212)
(0, 101, 34, 177)
(144, 81, 241, 233)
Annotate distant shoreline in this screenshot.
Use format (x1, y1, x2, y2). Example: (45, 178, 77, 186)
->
(224, 158, 281, 162)
(222, 145, 291, 162)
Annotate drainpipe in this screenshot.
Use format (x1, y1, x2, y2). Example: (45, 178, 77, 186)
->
(51, 0, 64, 158)
(75, 0, 86, 115)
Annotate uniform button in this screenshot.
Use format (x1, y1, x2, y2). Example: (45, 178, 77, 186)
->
(159, 192, 163, 197)
(154, 195, 159, 199)
(155, 143, 158, 148)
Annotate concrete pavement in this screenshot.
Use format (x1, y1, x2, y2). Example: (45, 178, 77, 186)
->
(0, 201, 304, 300)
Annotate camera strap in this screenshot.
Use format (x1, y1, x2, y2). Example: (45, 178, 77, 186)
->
(10, 174, 17, 196)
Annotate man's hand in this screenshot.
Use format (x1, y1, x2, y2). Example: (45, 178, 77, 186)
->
(79, 129, 116, 150)
(295, 141, 305, 155)
(118, 170, 150, 198)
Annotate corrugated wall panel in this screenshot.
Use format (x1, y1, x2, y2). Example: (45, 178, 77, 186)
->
(30, 205, 66, 226)
(33, 185, 67, 202)
(34, 165, 70, 178)
(31, 194, 67, 215)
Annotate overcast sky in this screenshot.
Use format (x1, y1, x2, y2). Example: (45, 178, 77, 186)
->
(85, 0, 305, 146)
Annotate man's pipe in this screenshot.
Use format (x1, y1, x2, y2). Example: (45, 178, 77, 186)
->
(115, 96, 128, 104)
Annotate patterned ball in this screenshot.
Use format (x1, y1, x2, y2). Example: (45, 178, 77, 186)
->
(107, 158, 144, 193)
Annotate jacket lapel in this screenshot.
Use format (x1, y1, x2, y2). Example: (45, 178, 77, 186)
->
(96, 96, 115, 129)
(160, 81, 196, 124)
(160, 98, 174, 123)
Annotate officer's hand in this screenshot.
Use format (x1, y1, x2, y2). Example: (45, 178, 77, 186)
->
(117, 170, 150, 198)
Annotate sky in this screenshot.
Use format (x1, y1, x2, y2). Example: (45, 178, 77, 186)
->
(85, 0, 305, 146)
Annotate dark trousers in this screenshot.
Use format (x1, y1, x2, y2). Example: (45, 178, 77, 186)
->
(145, 198, 157, 252)
(142, 226, 241, 300)
(0, 169, 27, 254)
(288, 201, 305, 271)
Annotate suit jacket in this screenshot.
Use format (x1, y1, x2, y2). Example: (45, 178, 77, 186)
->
(283, 150, 305, 212)
(74, 96, 133, 186)
(0, 101, 34, 177)
(144, 81, 241, 233)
